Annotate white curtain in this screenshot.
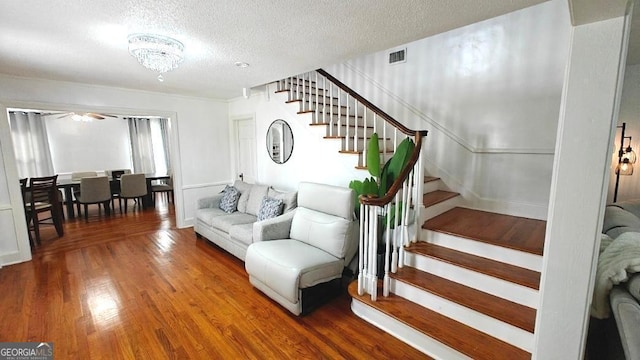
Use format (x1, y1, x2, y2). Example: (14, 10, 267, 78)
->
(128, 118, 156, 174)
(9, 111, 55, 178)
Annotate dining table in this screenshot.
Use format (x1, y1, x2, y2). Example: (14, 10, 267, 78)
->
(57, 173, 170, 219)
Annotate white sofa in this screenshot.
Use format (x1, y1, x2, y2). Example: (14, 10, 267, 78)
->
(194, 180, 297, 260)
(245, 182, 359, 315)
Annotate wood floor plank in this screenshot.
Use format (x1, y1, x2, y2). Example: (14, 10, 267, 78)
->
(422, 207, 546, 255)
(0, 202, 426, 359)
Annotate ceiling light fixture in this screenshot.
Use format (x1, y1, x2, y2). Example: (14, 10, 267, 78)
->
(128, 33, 184, 82)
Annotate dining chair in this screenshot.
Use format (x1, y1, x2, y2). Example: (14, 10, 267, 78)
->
(118, 173, 148, 213)
(75, 176, 112, 221)
(25, 175, 64, 245)
(151, 174, 173, 204)
(19, 178, 35, 247)
(106, 169, 129, 209)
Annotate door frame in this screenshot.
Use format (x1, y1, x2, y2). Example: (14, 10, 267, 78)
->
(230, 114, 257, 184)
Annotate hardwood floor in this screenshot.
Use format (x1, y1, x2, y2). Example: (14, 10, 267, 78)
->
(0, 201, 427, 359)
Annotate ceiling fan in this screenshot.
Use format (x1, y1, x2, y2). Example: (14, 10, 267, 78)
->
(42, 111, 118, 121)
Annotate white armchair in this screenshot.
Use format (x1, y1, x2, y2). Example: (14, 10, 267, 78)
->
(245, 182, 358, 315)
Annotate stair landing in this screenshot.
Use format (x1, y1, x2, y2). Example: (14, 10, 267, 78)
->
(422, 207, 546, 256)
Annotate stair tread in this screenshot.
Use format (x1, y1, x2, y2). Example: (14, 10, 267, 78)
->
(348, 282, 530, 360)
(310, 122, 373, 129)
(423, 190, 459, 207)
(406, 242, 540, 290)
(392, 267, 536, 333)
(323, 135, 391, 141)
(339, 150, 393, 155)
(424, 176, 439, 183)
(299, 109, 364, 118)
(423, 207, 545, 256)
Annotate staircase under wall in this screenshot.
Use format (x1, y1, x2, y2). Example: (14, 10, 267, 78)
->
(273, 73, 546, 359)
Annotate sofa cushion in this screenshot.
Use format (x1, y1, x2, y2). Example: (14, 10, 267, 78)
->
(628, 273, 640, 302)
(603, 206, 640, 237)
(246, 185, 269, 216)
(615, 200, 640, 219)
(234, 180, 252, 213)
(245, 239, 344, 304)
(196, 207, 228, 227)
(257, 197, 284, 221)
(290, 207, 351, 259)
(219, 185, 240, 213)
(229, 223, 254, 246)
(210, 212, 257, 233)
(268, 187, 297, 213)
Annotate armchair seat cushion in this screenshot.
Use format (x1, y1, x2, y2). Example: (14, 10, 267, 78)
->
(245, 239, 344, 304)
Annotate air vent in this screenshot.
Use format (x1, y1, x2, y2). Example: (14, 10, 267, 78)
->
(388, 48, 406, 65)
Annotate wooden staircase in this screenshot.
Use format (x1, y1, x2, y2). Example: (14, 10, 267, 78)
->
(273, 71, 546, 359)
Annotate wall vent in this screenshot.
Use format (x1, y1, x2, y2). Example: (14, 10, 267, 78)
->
(388, 48, 406, 65)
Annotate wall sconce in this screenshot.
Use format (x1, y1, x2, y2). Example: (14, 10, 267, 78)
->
(613, 122, 636, 202)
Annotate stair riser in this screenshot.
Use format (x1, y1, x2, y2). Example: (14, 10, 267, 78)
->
(340, 138, 395, 152)
(423, 179, 441, 193)
(390, 279, 534, 352)
(354, 152, 394, 167)
(310, 113, 369, 127)
(279, 87, 328, 98)
(421, 196, 462, 222)
(351, 299, 471, 360)
(403, 251, 539, 308)
(421, 232, 543, 272)
(320, 125, 377, 138)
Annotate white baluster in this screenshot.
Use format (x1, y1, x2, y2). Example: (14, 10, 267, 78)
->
(412, 148, 424, 243)
(345, 94, 350, 151)
(383, 203, 391, 297)
(329, 84, 334, 136)
(354, 101, 358, 155)
(393, 191, 401, 271)
(315, 72, 319, 124)
(358, 202, 365, 296)
(323, 76, 327, 125)
(369, 205, 378, 301)
(337, 89, 342, 137)
(362, 109, 367, 165)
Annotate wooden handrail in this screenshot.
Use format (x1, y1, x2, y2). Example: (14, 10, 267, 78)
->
(317, 69, 418, 137)
(317, 69, 428, 207)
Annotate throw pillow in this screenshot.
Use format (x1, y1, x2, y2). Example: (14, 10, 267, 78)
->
(628, 273, 640, 302)
(257, 196, 284, 221)
(233, 180, 252, 212)
(219, 185, 240, 213)
(267, 187, 297, 212)
(246, 184, 269, 216)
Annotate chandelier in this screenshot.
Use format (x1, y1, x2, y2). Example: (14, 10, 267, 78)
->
(127, 33, 184, 82)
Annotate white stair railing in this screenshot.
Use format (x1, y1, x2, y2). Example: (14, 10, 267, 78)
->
(276, 70, 428, 300)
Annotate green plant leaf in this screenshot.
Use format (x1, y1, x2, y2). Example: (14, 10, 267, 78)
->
(378, 159, 392, 197)
(362, 177, 379, 197)
(366, 133, 380, 178)
(388, 137, 415, 182)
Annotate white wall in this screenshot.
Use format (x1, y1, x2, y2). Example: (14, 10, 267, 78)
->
(609, 63, 640, 202)
(317, 0, 571, 220)
(44, 115, 132, 175)
(229, 86, 370, 193)
(0, 74, 231, 238)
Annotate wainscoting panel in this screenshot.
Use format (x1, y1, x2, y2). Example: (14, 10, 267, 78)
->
(181, 182, 227, 227)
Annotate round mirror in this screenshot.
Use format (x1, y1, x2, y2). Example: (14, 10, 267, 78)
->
(266, 119, 294, 164)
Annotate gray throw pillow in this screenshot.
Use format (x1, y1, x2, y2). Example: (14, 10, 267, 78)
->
(257, 196, 284, 221)
(233, 180, 252, 212)
(219, 185, 240, 213)
(246, 185, 269, 216)
(268, 187, 297, 212)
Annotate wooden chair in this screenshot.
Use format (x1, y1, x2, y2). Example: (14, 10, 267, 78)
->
(118, 173, 148, 213)
(25, 175, 64, 245)
(151, 175, 173, 204)
(75, 176, 112, 221)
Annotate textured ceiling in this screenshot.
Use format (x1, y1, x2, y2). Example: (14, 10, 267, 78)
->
(0, 0, 549, 99)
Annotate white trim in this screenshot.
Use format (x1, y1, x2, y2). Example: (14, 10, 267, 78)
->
(0, 205, 13, 211)
(351, 299, 471, 360)
(181, 181, 229, 190)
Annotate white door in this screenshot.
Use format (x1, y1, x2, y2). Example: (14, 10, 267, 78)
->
(0, 104, 32, 266)
(235, 118, 256, 184)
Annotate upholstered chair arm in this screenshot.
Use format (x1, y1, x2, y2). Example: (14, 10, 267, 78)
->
(197, 194, 224, 209)
(253, 209, 296, 242)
